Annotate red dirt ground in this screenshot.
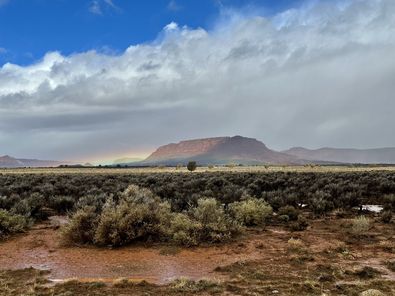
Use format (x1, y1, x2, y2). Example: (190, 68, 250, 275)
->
(0, 216, 394, 286)
(0, 217, 266, 284)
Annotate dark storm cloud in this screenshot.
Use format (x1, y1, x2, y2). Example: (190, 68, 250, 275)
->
(1, 0, 395, 160)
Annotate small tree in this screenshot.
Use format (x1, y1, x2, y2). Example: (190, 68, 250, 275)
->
(187, 161, 197, 172)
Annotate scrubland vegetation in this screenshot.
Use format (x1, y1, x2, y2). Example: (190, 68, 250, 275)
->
(0, 169, 394, 295)
(0, 171, 394, 215)
(0, 209, 29, 239)
(61, 185, 267, 247)
(0, 170, 394, 244)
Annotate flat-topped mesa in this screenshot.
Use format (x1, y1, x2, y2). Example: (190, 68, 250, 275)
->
(144, 136, 299, 165)
(146, 137, 229, 161)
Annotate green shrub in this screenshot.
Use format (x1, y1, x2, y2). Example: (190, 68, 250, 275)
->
(11, 193, 48, 220)
(279, 214, 290, 222)
(0, 209, 29, 239)
(192, 198, 242, 243)
(310, 191, 334, 216)
(0, 194, 19, 210)
(228, 198, 272, 226)
(383, 194, 395, 212)
(278, 206, 299, 221)
(1, 170, 395, 219)
(62, 189, 244, 247)
(60, 206, 98, 245)
(93, 185, 172, 247)
(76, 194, 108, 211)
(169, 197, 244, 246)
(49, 196, 75, 214)
(11, 199, 32, 217)
(380, 210, 392, 223)
(168, 213, 200, 246)
(289, 215, 309, 231)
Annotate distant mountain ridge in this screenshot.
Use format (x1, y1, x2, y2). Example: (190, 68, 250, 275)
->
(283, 147, 395, 164)
(137, 136, 395, 166)
(4, 137, 395, 168)
(0, 155, 69, 168)
(142, 136, 300, 165)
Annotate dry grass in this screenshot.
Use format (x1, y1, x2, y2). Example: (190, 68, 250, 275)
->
(287, 238, 307, 253)
(351, 216, 371, 237)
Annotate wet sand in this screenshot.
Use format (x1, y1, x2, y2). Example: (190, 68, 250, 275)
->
(0, 217, 394, 285)
(0, 217, 266, 284)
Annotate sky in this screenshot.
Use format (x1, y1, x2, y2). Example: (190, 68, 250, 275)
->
(0, 0, 394, 163)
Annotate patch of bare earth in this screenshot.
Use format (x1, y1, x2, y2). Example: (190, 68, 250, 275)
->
(0, 217, 394, 295)
(0, 217, 265, 284)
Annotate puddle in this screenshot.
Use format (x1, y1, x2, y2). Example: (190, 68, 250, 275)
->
(352, 205, 384, 213)
(362, 205, 384, 213)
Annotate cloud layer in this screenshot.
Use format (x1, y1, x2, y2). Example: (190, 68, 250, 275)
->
(1, 0, 395, 161)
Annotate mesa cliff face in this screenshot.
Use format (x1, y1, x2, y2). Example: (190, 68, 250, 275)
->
(145, 137, 228, 162)
(144, 136, 299, 165)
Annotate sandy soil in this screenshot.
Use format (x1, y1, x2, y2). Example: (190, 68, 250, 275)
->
(0, 217, 267, 284)
(0, 216, 394, 288)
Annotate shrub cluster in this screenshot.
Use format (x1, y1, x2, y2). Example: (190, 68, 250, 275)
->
(0, 209, 29, 239)
(228, 196, 272, 226)
(0, 171, 394, 220)
(62, 185, 272, 247)
(0, 170, 394, 242)
(278, 205, 299, 221)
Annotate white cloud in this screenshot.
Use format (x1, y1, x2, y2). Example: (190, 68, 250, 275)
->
(89, 0, 102, 15)
(89, 0, 120, 15)
(1, 0, 395, 160)
(164, 21, 179, 31)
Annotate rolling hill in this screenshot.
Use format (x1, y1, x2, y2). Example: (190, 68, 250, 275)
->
(283, 147, 395, 164)
(0, 155, 69, 168)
